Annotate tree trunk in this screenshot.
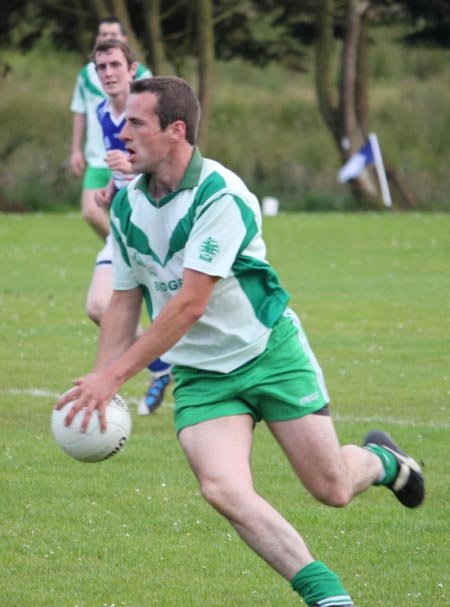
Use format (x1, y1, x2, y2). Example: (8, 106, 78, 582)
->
(340, 0, 365, 146)
(196, 0, 215, 150)
(386, 165, 417, 209)
(142, 0, 169, 74)
(315, 0, 340, 143)
(92, 0, 110, 20)
(72, 0, 91, 57)
(340, 0, 378, 201)
(355, 8, 370, 135)
(110, 0, 146, 62)
(315, 0, 380, 206)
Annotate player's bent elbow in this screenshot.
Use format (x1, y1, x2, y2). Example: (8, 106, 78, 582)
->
(191, 304, 208, 323)
(182, 300, 208, 325)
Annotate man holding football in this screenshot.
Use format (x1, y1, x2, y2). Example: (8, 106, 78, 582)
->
(57, 76, 424, 607)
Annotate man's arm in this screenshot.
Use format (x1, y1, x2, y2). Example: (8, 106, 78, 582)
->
(105, 150, 134, 174)
(56, 269, 219, 431)
(94, 177, 116, 209)
(94, 286, 144, 372)
(106, 268, 218, 380)
(70, 112, 86, 176)
(55, 286, 143, 424)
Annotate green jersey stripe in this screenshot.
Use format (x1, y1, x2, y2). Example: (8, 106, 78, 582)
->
(80, 65, 105, 98)
(110, 150, 289, 372)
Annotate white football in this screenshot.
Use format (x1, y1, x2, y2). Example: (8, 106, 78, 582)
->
(51, 394, 132, 463)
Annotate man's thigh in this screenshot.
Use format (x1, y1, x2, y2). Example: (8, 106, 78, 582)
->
(178, 414, 255, 485)
(267, 414, 347, 496)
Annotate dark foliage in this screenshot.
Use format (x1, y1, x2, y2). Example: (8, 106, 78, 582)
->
(2, 0, 449, 58)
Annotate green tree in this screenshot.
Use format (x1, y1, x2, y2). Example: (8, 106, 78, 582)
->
(398, 0, 450, 47)
(196, 0, 215, 148)
(1, 0, 448, 208)
(142, 0, 170, 75)
(208, 0, 450, 208)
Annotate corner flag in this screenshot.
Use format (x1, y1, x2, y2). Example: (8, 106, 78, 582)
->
(338, 133, 392, 208)
(338, 140, 374, 183)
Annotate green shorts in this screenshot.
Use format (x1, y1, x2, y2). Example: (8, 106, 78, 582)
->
(82, 166, 112, 190)
(173, 311, 329, 434)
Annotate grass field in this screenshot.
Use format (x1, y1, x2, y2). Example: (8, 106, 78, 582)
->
(1, 212, 449, 606)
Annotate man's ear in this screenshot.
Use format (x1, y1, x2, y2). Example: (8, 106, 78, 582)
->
(130, 62, 138, 78)
(170, 120, 187, 141)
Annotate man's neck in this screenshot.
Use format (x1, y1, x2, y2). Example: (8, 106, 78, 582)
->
(109, 92, 127, 119)
(149, 145, 195, 202)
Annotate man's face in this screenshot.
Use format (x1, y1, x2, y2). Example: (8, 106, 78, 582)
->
(95, 48, 136, 97)
(96, 23, 125, 42)
(120, 92, 171, 174)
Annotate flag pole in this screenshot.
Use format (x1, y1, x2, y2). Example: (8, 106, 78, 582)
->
(369, 132, 392, 208)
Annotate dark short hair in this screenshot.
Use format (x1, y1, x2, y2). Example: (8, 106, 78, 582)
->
(91, 39, 136, 67)
(130, 77, 201, 146)
(98, 16, 126, 36)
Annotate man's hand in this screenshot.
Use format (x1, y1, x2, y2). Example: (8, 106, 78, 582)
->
(55, 370, 123, 433)
(95, 182, 115, 209)
(70, 150, 85, 177)
(105, 150, 133, 173)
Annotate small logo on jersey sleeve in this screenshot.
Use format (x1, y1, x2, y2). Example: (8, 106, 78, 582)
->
(132, 251, 146, 267)
(199, 237, 220, 262)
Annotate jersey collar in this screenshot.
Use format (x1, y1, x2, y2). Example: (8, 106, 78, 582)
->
(134, 147, 203, 196)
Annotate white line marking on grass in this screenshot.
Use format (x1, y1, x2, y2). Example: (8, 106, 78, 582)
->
(3, 388, 61, 398)
(0, 388, 446, 427)
(0, 388, 175, 409)
(333, 414, 450, 430)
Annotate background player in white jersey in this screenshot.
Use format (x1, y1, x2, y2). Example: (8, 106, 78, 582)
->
(69, 16, 151, 240)
(57, 77, 425, 607)
(87, 38, 171, 414)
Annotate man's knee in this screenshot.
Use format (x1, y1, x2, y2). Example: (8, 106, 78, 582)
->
(85, 291, 108, 325)
(86, 299, 102, 325)
(199, 476, 249, 516)
(309, 473, 352, 508)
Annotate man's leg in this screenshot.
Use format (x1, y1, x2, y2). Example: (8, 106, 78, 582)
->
(86, 233, 114, 325)
(179, 414, 314, 578)
(138, 359, 172, 415)
(81, 188, 110, 240)
(179, 414, 353, 606)
(86, 263, 113, 325)
(268, 413, 383, 507)
(268, 413, 423, 509)
(266, 412, 423, 605)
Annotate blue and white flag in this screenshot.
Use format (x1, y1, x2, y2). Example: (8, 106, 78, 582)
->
(337, 133, 392, 207)
(338, 139, 375, 183)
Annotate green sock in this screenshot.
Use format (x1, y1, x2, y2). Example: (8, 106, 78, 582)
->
(365, 444, 399, 485)
(290, 561, 353, 607)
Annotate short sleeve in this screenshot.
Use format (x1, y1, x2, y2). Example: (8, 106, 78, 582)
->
(70, 73, 86, 114)
(112, 232, 139, 291)
(183, 194, 250, 278)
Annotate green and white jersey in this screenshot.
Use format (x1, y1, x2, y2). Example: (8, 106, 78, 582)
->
(70, 61, 152, 168)
(110, 148, 289, 373)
